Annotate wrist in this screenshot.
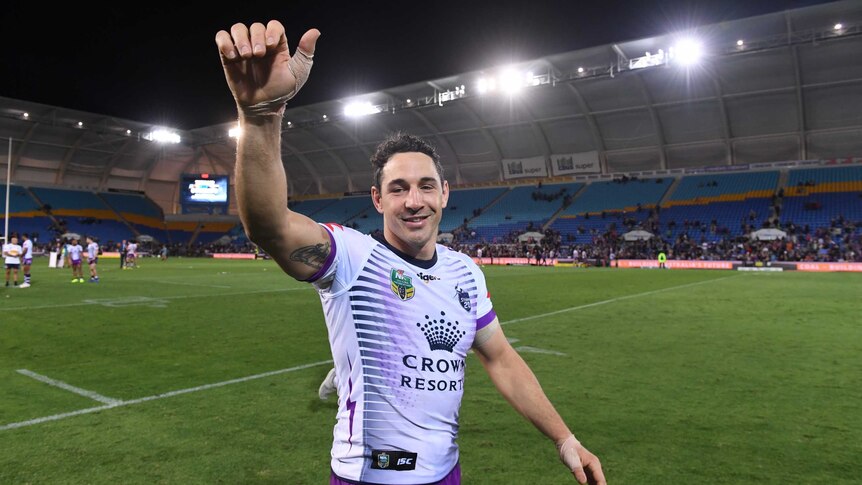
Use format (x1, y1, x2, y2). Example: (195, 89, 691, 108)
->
(555, 434, 580, 451)
(237, 93, 290, 119)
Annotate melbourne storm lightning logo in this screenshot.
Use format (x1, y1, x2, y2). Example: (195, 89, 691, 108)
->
(417, 311, 465, 352)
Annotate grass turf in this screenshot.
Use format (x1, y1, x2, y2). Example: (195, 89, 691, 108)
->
(1, 258, 860, 483)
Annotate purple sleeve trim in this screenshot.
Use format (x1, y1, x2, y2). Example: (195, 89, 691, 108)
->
(476, 309, 497, 330)
(304, 226, 337, 283)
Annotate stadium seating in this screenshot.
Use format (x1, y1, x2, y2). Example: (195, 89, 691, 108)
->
(100, 192, 167, 242)
(782, 166, 862, 234)
(439, 187, 508, 232)
(561, 178, 672, 216)
(466, 183, 583, 242)
(668, 171, 779, 202)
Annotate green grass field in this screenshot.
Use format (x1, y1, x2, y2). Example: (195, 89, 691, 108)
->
(1, 258, 860, 484)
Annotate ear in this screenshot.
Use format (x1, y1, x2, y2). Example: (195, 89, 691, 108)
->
(441, 180, 450, 209)
(371, 186, 384, 214)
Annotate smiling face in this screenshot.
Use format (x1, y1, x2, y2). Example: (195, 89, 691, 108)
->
(371, 152, 449, 260)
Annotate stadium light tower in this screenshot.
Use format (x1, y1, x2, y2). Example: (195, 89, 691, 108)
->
(344, 101, 381, 118)
(499, 68, 524, 95)
(144, 128, 181, 144)
(670, 38, 703, 66)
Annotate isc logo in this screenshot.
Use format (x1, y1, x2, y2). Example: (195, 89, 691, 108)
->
(397, 458, 413, 466)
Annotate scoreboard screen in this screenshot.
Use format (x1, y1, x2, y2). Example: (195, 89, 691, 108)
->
(180, 174, 229, 204)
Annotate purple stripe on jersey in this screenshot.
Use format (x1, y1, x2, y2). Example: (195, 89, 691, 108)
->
(305, 227, 337, 283)
(346, 356, 357, 450)
(476, 309, 497, 330)
(330, 463, 460, 485)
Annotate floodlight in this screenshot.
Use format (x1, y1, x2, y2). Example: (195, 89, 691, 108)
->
(406, 99, 412, 104)
(834, 23, 843, 30)
(228, 125, 241, 138)
(322, 114, 328, 120)
(144, 129, 181, 144)
(577, 67, 584, 74)
(477, 77, 491, 94)
(671, 38, 703, 66)
(287, 121, 292, 126)
(77, 121, 84, 127)
(499, 68, 523, 94)
(125, 129, 131, 135)
(344, 101, 381, 118)
(736, 39, 744, 46)
(22, 112, 29, 119)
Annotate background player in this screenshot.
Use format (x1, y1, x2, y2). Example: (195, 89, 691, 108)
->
(3, 235, 23, 288)
(68, 238, 85, 283)
(20, 233, 33, 288)
(86, 236, 100, 283)
(125, 240, 138, 269)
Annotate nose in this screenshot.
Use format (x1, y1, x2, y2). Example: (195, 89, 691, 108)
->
(405, 186, 424, 211)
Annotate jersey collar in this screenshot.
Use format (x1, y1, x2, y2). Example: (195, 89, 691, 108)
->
(373, 233, 437, 269)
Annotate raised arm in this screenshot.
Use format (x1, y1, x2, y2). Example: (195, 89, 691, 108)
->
(473, 321, 606, 484)
(215, 21, 328, 280)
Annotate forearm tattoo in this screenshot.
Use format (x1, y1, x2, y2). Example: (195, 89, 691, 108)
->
(289, 242, 331, 269)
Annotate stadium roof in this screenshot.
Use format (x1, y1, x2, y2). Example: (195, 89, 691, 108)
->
(1, 0, 861, 208)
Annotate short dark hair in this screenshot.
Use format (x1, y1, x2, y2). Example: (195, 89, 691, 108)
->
(371, 132, 444, 191)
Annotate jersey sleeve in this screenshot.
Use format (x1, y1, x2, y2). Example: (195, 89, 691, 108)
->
(472, 261, 496, 331)
(305, 223, 374, 295)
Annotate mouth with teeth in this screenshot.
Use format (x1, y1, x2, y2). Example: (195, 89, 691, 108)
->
(401, 214, 431, 227)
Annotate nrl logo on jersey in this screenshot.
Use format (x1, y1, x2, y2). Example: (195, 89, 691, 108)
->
(390, 268, 415, 301)
(377, 452, 389, 468)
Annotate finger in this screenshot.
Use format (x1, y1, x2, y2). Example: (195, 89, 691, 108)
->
(249, 22, 267, 57)
(587, 461, 607, 485)
(297, 28, 321, 56)
(214, 30, 238, 61)
(265, 20, 287, 51)
(230, 23, 253, 58)
(573, 465, 588, 484)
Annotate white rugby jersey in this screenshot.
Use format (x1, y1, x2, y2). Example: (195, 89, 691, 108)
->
(68, 244, 83, 261)
(309, 223, 496, 484)
(3, 244, 23, 265)
(87, 242, 99, 260)
(23, 239, 33, 259)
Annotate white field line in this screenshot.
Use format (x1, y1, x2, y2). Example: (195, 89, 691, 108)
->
(0, 274, 736, 432)
(16, 369, 121, 405)
(1, 360, 332, 432)
(0, 287, 312, 313)
(151, 280, 232, 289)
(502, 274, 738, 326)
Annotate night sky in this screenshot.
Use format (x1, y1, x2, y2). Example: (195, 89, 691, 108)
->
(1, 0, 834, 130)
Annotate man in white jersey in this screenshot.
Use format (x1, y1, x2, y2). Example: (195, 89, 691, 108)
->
(68, 238, 85, 283)
(216, 19, 605, 485)
(86, 236, 100, 283)
(3, 235, 23, 287)
(20, 233, 33, 288)
(126, 241, 138, 268)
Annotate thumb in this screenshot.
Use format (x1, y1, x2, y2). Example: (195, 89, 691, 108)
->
(297, 28, 321, 56)
(562, 446, 587, 484)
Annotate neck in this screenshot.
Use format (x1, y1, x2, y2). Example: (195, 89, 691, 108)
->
(382, 228, 435, 261)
